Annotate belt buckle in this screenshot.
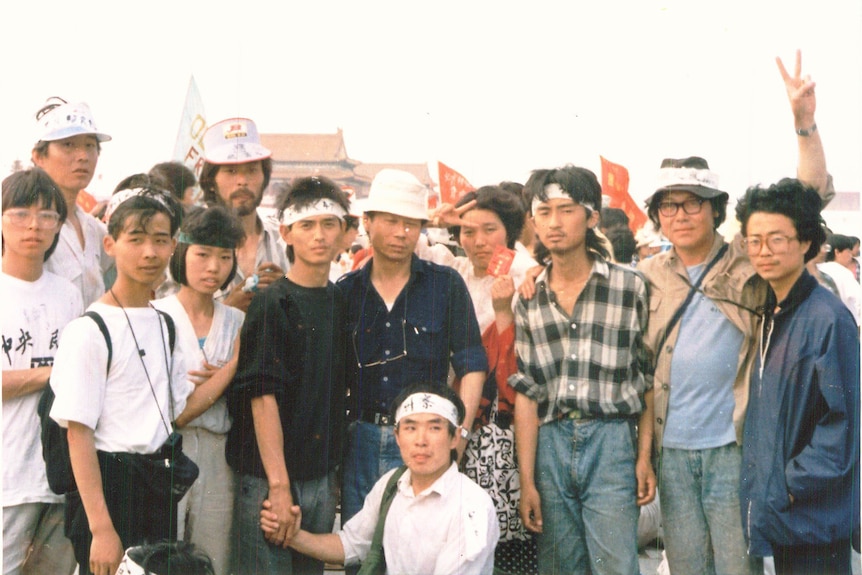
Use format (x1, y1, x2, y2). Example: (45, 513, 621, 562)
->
(375, 413, 392, 426)
(566, 408, 584, 420)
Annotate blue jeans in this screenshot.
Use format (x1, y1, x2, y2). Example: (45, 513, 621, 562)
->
(535, 417, 639, 575)
(341, 421, 404, 523)
(659, 444, 762, 575)
(232, 471, 337, 575)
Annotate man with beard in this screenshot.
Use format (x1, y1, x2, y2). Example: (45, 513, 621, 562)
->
(200, 118, 289, 312)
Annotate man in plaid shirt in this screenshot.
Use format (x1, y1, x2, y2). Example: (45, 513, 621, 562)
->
(509, 165, 655, 575)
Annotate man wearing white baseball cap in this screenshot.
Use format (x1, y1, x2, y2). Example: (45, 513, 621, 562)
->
(336, 169, 487, 538)
(32, 97, 113, 307)
(199, 118, 288, 312)
(262, 382, 499, 575)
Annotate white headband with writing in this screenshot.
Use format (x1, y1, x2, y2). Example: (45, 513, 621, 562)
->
(395, 393, 459, 428)
(280, 198, 347, 226)
(105, 188, 171, 223)
(532, 183, 595, 214)
(115, 549, 146, 575)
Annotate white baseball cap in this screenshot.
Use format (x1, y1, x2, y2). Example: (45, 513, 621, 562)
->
(36, 101, 111, 143)
(363, 169, 428, 221)
(202, 118, 271, 165)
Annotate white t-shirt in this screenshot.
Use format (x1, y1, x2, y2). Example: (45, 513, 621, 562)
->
(152, 295, 244, 433)
(450, 251, 537, 333)
(818, 261, 861, 325)
(44, 205, 112, 307)
(50, 302, 193, 454)
(2, 271, 82, 506)
(339, 463, 499, 575)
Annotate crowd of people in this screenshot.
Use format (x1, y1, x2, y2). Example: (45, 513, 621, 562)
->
(2, 50, 859, 575)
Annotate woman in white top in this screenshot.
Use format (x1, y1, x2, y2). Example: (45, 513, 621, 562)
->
(153, 206, 246, 575)
(424, 185, 539, 573)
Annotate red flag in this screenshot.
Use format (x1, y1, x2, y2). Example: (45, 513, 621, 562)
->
(600, 156, 647, 234)
(438, 162, 474, 205)
(76, 189, 97, 213)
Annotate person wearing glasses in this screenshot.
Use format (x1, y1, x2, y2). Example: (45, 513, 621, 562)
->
(637, 50, 833, 575)
(31, 98, 113, 307)
(736, 179, 859, 574)
(336, 169, 487, 538)
(225, 177, 350, 575)
(2, 168, 82, 575)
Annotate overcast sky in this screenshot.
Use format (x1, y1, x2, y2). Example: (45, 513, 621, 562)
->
(2, 1, 860, 232)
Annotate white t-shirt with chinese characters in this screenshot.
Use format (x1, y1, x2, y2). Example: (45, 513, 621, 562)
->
(2, 271, 82, 506)
(339, 462, 499, 575)
(50, 302, 193, 454)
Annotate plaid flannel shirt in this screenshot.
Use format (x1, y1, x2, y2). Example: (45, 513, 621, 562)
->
(508, 257, 652, 425)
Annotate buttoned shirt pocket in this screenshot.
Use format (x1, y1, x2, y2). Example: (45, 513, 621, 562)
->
(405, 306, 445, 363)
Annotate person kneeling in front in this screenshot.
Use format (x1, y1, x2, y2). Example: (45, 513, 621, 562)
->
(261, 382, 499, 575)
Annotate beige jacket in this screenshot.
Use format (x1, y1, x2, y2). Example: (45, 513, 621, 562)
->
(638, 234, 765, 452)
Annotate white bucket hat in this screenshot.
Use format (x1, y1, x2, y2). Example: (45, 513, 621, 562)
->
(36, 101, 111, 143)
(202, 118, 271, 165)
(363, 169, 428, 221)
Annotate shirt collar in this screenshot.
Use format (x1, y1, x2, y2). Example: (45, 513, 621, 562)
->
(398, 461, 459, 498)
(359, 254, 425, 286)
(766, 268, 818, 318)
(535, 256, 609, 291)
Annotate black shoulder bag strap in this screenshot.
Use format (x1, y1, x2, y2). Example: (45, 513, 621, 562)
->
(654, 243, 729, 359)
(357, 465, 409, 575)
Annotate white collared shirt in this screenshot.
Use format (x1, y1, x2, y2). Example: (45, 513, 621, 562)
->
(339, 462, 499, 575)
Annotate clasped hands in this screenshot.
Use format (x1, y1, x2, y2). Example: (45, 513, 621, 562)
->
(258, 494, 302, 548)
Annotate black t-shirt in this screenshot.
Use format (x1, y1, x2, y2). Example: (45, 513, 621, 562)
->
(226, 277, 346, 481)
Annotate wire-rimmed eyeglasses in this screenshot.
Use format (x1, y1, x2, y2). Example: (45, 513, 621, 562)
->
(352, 318, 408, 368)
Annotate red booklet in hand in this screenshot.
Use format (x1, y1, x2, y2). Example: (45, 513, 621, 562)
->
(487, 245, 516, 277)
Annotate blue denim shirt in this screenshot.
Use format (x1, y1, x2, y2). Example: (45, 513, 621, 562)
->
(337, 255, 487, 415)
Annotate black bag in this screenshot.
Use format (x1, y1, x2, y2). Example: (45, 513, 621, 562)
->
(106, 432, 199, 500)
(38, 310, 176, 495)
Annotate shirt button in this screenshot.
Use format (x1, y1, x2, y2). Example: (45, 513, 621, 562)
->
(385, 321, 391, 328)
(421, 327, 427, 332)
(384, 350, 390, 355)
(570, 354, 577, 360)
(568, 384, 575, 391)
(665, 345, 673, 354)
(383, 376, 389, 382)
(571, 323, 577, 330)
(656, 417, 663, 425)
(662, 384, 669, 390)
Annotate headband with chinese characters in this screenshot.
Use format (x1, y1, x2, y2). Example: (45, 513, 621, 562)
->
(532, 183, 595, 214)
(280, 198, 347, 227)
(395, 393, 459, 428)
(105, 188, 171, 223)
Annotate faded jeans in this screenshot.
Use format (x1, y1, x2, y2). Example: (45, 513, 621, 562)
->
(659, 444, 762, 575)
(232, 470, 337, 575)
(535, 417, 639, 575)
(341, 421, 404, 524)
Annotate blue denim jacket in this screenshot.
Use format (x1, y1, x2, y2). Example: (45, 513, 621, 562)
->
(338, 255, 487, 415)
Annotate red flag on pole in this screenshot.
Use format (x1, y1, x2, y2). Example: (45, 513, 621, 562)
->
(76, 189, 97, 213)
(438, 162, 474, 205)
(600, 156, 647, 234)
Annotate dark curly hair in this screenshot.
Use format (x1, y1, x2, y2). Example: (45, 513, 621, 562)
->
(735, 178, 826, 263)
(524, 165, 610, 263)
(449, 185, 526, 249)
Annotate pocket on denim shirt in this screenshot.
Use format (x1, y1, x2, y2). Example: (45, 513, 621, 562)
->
(405, 310, 445, 362)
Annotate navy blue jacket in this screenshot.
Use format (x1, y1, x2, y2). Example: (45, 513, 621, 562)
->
(741, 270, 860, 556)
